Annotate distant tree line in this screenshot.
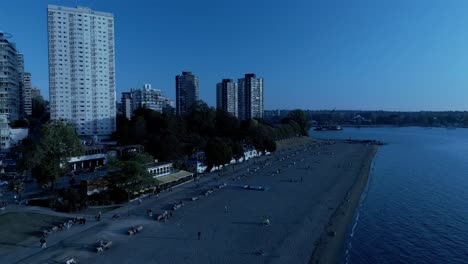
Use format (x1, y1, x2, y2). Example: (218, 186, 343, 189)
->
(267, 110, 468, 127)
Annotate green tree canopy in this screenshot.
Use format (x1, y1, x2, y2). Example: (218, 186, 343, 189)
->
(29, 120, 84, 187)
(107, 153, 155, 195)
(205, 137, 233, 167)
(287, 109, 311, 136)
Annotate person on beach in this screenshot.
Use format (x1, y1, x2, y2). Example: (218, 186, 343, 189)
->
(197, 231, 201, 240)
(225, 205, 229, 213)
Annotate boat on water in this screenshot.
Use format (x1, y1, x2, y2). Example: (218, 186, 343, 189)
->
(314, 125, 343, 131)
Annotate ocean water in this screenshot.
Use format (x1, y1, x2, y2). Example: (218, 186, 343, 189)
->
(310, 127, 468, 264)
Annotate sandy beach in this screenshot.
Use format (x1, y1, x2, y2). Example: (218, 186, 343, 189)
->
(1, 138, 377, 264)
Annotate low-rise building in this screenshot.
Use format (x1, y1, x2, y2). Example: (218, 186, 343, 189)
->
(146, 161, 174, 178)
(107, 144, 144, 160)
(68, 145, 107, 171)
(0, 115, 28, 152)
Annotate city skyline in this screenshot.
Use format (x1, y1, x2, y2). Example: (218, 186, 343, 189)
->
(3, 0, 468, 111)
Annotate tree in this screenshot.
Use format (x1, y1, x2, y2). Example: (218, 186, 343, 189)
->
(205, 137, 233, 167)
(8, 179, 24, 201)
(133, 152, 155, 164)
(264, 138, 277, 152)
(28, 120, 84, 188)
(187, 101, 216, 137)
(230, 142, 244, 160)
(31, 97, 50, 123)
(287, 109, 311, 136)
(107, 154, 155, 198)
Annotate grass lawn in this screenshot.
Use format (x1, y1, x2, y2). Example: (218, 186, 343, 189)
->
(0, 212, 66, 252)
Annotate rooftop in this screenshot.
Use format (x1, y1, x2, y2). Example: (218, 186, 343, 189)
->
(47, 5, 114, 18)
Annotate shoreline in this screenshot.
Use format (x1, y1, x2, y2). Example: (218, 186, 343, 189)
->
(309, 143, 378, 264)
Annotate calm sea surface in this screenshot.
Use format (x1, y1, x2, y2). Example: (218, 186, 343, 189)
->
(310, 127, 468, 264)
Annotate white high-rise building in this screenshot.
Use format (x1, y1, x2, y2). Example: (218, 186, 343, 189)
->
(47, 5, 116, 137)
(0, 32, 21, 122)
(238, 73, 263, 120)
(216, 79, 238, 118)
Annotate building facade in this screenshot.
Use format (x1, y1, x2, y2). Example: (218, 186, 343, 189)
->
(31, 87, 42, 100)
(176, 71, 199, 116)
(47, 5, 116, 137)
(16, 53, 25, 118)
(121, 84, 174, 119)
(131, 84, 173, 114)
(23, 73, 32, 116)
(121, 92, 132, 119)
(216, 79, 238, 117)
(146, 161, 174, 178)
(0, 32, 21, 122)
(238, 73, 264, 120)
(0, 114, 28, 152)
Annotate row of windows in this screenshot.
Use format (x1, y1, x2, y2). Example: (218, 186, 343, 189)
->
(49, 11, 112, 21)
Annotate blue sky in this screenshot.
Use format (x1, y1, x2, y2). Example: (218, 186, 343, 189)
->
(1, 0, 468, 111)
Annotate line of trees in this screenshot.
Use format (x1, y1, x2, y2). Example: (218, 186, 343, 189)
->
(112, 101, 309, 168)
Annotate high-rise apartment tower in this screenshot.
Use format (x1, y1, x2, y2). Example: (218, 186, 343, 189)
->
(176, 71, 199, 116)
(216, 79, 238, 117)
(238, 73, 263, 120)
(47, 5, 116, 137)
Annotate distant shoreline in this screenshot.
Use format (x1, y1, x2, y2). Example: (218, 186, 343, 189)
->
(339, 125, 467, 128)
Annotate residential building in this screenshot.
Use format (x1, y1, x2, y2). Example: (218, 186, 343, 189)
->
(0, 32, 21, 122)
(130, 84, 173, 114)
(23, 73, 32, 116)
(47, 5, 116, 137)
(121, 84, 174, 119)
(17, 53, 25, 117)
(216, 79, 238, 117)
(0, 114, 28, 152)
(121, 92, 132, 119)
(237, 73, 264, 120)
(31, 87, 42, 99)
(176, 71, 199, 116)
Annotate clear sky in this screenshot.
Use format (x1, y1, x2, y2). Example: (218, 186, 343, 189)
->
(1, 0, 468, 111)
